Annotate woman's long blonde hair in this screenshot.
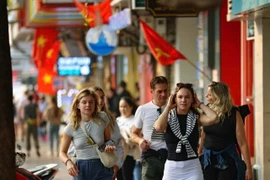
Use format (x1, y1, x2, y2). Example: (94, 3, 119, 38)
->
(89, 86, 115, 132)
(69, 88, 103, 130)
(208, 81, 234, 122)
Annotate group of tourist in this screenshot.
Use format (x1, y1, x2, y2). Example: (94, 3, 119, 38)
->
(58, 76, 253, 180)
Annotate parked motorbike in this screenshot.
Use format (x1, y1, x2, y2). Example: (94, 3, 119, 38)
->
(15, 144, 58, 180)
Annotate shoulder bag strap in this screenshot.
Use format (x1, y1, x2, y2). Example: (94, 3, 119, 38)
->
(80, 121, 96, 145)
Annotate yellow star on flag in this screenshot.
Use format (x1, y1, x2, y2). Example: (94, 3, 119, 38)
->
(155, 48, 170, 59)
(43, 73, 52, 84)
(81, 12, 94, 24)
(86, 17, 94, 23)
(37, 35, 47, 47)
(46, 49, 54, 59)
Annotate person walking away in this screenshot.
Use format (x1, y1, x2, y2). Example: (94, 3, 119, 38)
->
(43, 96, 64, 156)
(89, 86, 125, 180)
(131, 76, 169, 180)
(24, 95, 41, 157)
(38, 95, 48, 142)
(107, 87, 118, 119)
(201, 81, 253, 180)
(117, 96, 141, 180)
(17, 90, 29, 142)
(59, 88, 116, 179)
(154, 83, 217, 180)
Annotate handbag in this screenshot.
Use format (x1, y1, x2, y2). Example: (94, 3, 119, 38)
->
(80, 121, 118, 168)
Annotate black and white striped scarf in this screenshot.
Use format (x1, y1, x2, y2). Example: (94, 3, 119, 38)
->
(168, 108, 198, 158)
(151, 108, 165, 142)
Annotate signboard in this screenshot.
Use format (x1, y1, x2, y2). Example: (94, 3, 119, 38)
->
(57, 57, 92, 76)
(232, 0, 270, 15)
(85, 25, 118, 56)
(145, 0, 198, 17)
(109, 9, 132, 31)
(132, 0, 145, 9)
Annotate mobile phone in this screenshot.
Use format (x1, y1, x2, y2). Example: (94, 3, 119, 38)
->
(98, 140, 115, 152)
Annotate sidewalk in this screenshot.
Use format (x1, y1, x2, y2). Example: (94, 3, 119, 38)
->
(18, 138, 72, 180)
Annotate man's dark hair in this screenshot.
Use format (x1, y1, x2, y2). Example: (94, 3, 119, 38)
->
(150, 76, 168, 89)
(27, 95, 34, 101)
(119, 81, 127, 89)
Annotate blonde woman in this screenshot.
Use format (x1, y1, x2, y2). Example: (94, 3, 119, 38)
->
(89, 86, 124, 180)
(201, 81, 253, 180)
(59, 88, 115, 179)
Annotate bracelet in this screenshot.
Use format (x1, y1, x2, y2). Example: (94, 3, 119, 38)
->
(65, 158, 72, 166)
(198, 102, 204, 109)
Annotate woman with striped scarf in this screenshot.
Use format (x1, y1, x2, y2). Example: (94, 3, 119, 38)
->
(154, 83, 217, 180)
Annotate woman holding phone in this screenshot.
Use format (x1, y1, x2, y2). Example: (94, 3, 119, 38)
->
(59, 88, 115, 180)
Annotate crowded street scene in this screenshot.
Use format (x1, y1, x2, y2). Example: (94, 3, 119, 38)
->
(0, 0, 269, 179)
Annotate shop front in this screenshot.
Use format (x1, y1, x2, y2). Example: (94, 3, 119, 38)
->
(227, 1, 270, 179)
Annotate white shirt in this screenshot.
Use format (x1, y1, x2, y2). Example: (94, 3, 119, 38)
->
(134, 101, 167, 151)
(117, 115, 135, 132)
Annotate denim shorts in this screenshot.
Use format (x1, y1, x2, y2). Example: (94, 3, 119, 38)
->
(73, 159, 113, 180)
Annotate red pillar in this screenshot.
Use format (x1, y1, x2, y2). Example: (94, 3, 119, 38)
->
(220, 0, 241, 105)
(241, 21, 254, 157)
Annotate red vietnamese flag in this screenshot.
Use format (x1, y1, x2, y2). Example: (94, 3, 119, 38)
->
(42, 40, 61, 69)
(37, 67, 57, 95)
(139, 19, 187, 66)
(73, 0, 112, 27)
(32, 28, 59, 68)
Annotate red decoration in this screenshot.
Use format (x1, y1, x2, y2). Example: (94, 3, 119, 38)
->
(73, 0, 112, 27)
(37, 67, 57, 95)
(32, 28, 59, 68)
(139, 19, 187, 66)
(42, 40, 61, 70)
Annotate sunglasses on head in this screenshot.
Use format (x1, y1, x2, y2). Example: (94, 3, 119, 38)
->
(176, 83, 193, 88)
(210, 81, 219, 86)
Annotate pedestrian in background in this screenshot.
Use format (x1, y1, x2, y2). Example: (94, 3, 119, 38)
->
(201, 81, 253, 180)
(107, 87, 118, 119)
(43, 96, 64, 156)
(117, 96, 141, 180)
(59, 88, 115, 179)
(154, 83, 217, 180)
(24, 95, 41, 157)
(17, 90, 29, 142)
(89, 86, 124, 180)
(116, 81, 132, 117)
(38, 95, 48, 142)
(131, 76, 169, 180)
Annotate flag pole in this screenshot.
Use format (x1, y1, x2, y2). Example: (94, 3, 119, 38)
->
(185, 59, 212, 82)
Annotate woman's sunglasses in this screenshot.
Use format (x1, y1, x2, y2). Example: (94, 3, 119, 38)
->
(176, 83, 193, 88)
